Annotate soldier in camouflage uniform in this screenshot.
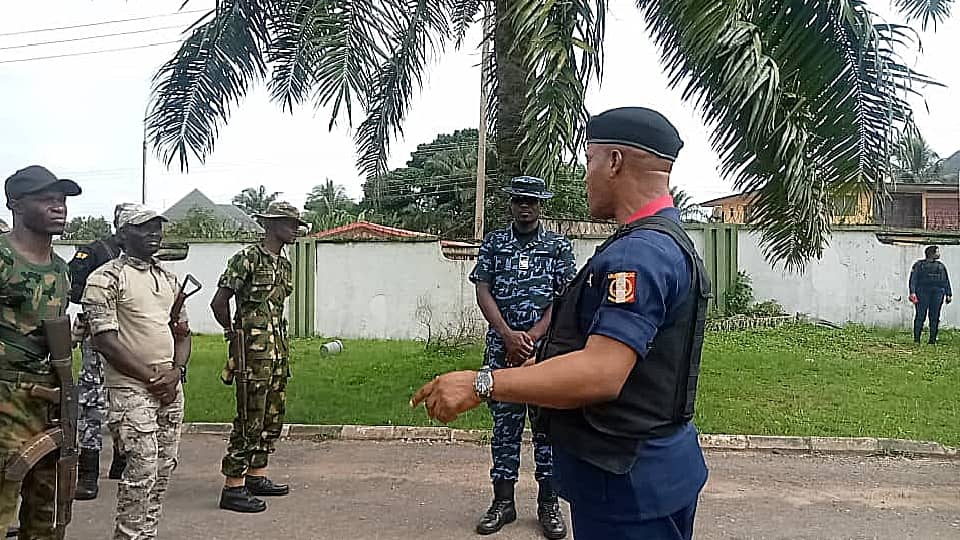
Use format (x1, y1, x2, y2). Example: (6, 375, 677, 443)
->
(0, 165, 81, 540)
(68, 203, 135, 501)
(81, 205, 190, 540)
(211, 201, 302, 514)
(468, 176, 576, 538)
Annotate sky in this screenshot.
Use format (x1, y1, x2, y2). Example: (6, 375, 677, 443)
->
(0, 0, 957, 224)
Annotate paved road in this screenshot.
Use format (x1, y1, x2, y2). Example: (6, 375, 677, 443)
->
(65, 435, 960, 539)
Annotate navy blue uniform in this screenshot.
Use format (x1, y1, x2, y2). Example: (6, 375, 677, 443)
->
(470, 225, 576, 482)
(548, 206, 708, 539)
(909, 258, 952, 344)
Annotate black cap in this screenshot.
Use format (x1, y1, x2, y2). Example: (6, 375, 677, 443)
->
(5, 165, 82, 201)
(586, 107, 684, 162)
(502, 176, 553, 199)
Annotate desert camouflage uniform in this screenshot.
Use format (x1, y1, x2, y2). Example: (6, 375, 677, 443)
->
(82, 255, 185, 540)
(219, 244, 292, 479)
(0, 234, 71, 539)
(469, 225, 576, 483)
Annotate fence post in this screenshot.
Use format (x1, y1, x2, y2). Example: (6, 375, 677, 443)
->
(288, 238, 316, 338)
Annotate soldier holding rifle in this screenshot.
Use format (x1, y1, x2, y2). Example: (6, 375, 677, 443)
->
(211, 201, 303, 513)
(0, 165, 81, 540)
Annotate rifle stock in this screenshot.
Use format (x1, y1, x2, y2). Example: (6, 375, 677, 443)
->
(44, 316, 77, 531)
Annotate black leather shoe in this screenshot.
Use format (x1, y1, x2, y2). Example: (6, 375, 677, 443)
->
(476, 499, 517, 535)
(245, 475, 290, 497)
(108, 451, 127, 480)
(75, 449, 99, 501)
(537, 500, 567, 539)
(219, 486, 267, 513)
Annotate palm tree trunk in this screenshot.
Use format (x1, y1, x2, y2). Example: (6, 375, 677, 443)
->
(491, 0, 526, 232)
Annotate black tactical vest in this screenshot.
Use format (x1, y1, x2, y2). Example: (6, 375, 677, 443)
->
(915, 260, 948, 290)
(534, 215, 711, 473)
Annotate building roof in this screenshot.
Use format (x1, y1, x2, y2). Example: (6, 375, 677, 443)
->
(886, 182, 959, 194)
(698, 190, 758, 207)
(162, 189, 263, 232)
(312, 220, 435, 241)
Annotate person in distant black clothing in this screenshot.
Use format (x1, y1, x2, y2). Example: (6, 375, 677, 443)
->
(909, 245, 952, 344)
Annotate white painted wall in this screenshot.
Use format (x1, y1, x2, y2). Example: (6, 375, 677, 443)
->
(740, 231, 959, 328)
(314, 242, 484, 340)
(55, 242, 246, 334)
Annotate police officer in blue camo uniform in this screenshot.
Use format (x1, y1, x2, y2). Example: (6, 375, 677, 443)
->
(413, 107, 711, 540)
(468, 176, 576, 538)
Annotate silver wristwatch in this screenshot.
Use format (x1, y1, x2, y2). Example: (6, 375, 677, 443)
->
(474, 366, 494, 402)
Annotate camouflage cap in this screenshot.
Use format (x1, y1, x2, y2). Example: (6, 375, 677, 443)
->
(113, 202, 139, 228)
(254, 201, 307, 226)
(116, 203, 168, 229)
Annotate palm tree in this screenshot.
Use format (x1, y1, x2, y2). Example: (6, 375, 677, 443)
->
(892, 126, 943, 183)
(146, 0, 947, 269)
(232, 185, 279, 215)
(305, 179, 355, 215)
(670, 186, 701, 222)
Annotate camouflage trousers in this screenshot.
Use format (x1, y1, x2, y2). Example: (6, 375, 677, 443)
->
(485, 338, 553, 483)
(0, 381, 65, 540)
(78, 339, 108, 452)
(107, 384, 183, 540)
(221, 356, 288, 479)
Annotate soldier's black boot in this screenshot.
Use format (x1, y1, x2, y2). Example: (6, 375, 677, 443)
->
(476, 480, 517, 535)
(245, 475, 290, 496)
(108, 442, 127, 480)
(537, 479, 567, 539)
(75, 449, 100, 501)
(219, 486, 267, 513)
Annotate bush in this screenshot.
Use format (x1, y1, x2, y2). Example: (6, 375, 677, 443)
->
(723, 271, 754, 316)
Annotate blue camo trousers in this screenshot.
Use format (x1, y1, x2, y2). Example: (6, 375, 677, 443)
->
(79, 338, 108, 452)
(486, 338, 553, 482)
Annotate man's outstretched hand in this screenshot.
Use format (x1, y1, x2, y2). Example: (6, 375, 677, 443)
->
(410, 371, 481, 423)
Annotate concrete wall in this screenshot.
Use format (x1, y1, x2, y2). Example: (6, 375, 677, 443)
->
(740, 230, 959, 328)
(55, 242, 245, 334)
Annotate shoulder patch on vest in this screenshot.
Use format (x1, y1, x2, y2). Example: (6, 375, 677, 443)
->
(74, 251, 88, 260)
(606, 271, 637, 304)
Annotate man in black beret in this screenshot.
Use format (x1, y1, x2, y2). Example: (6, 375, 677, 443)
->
(412, 106, 711, 539)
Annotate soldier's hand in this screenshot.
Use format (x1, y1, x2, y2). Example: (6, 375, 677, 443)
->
(148, 368, 181, 402)
(410, 371, 481, 424)
(947, 296, 953, 305)
(503, 330, 534, 359)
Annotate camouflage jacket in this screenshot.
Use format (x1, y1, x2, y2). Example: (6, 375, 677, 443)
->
(469, 224, 576, 335)
(219, 244, 293, 360)
(0, 235, 71, 375)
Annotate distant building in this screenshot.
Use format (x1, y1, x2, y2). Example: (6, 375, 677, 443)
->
(700, 182, 959, 232)
(163, 189, 263, 233)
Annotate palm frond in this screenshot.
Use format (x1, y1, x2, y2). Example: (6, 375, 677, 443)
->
(506, 0, 606, 180)
(638, 0, 936, 270)
(265, 0, 327, 113)
(308, 1, 403, 129)
(355, 0, 452, 177)
(894, 0, 954, 31)
(147, 1, 270, 171)
(449, 0, 483, 47)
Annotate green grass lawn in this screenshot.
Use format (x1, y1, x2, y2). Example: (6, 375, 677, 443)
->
(182, 325, 960, 446)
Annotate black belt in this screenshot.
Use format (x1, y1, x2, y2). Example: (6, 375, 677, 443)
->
(0, 369, 57, 385)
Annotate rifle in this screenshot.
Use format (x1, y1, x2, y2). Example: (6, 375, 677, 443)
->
(234, 329, 248, 438)
(3, 317, 79, 534)
(169, 274, 202, 382)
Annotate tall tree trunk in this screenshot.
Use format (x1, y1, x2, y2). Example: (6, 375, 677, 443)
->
(490, 0, 526, 232)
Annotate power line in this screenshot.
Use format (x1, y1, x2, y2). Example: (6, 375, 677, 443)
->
(0, 9, 207, 38)
(0, 24, 186, 51)
(0, 40, 182, 65)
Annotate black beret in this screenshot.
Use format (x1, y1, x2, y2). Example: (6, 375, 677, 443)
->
(586, 107, 684, 162)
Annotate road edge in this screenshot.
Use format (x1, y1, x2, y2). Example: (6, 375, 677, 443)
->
(181, 423, 959, 458)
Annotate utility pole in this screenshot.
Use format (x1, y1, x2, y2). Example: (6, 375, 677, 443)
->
(141, 102, 149, 204)
(474, 3, 491, 241)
